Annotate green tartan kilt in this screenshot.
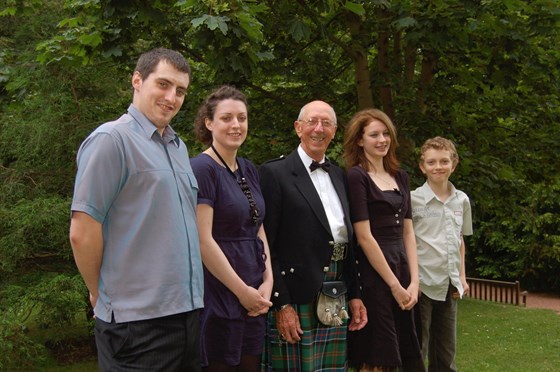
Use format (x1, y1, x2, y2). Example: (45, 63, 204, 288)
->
(261, 261, 349, 371)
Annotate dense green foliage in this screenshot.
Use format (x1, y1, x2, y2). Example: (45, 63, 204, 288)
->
(0, 0, 559, 366)
(0, 272, 87, 369)
(0, 317, 47, 370)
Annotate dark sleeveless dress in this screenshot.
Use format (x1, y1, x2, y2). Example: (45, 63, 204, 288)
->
(347, 166, 422, 369)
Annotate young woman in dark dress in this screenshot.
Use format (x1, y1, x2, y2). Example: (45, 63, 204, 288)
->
(343, 109, 425, 372)
(191, 85, 273, 371)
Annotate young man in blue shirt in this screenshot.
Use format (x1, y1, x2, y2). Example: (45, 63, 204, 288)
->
(69, 48, 204, 371)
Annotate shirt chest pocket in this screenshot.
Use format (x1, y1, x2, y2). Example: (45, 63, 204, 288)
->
(453, 213, 463, 233)
(175, 171, 199, 197)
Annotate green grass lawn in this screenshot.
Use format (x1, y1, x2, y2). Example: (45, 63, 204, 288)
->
(31, 298, 560, 371)
(457, 298, 560, 371)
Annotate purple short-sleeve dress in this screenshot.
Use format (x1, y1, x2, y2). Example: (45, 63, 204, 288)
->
(191, 153, 267, 367)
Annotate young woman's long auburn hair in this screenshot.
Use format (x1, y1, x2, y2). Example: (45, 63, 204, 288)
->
(342, 108, 400, 175)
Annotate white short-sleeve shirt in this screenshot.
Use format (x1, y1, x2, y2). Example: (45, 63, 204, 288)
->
(411, 181, 472, 301)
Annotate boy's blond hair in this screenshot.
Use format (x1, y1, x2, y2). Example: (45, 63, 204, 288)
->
(419, 136, 459, 167)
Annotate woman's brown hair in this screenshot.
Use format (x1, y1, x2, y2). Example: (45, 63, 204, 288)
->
(194, 85, 248, 146)
(342, 108, 400, 174)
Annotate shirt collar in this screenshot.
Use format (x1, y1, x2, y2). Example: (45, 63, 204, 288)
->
(297, 145, 326, 174)
(127, 104, 180, 147)
(419, 180, 458, 202)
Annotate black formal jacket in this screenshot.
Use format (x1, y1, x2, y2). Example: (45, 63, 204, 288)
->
(259, 150, 361, 308)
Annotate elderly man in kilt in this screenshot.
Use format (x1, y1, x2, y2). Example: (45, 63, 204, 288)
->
(259, 100, 368, 371)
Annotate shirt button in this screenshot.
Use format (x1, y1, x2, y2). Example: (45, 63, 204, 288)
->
(281, 271, 286, 276)
(323, 266, 329, 272)
(396, 220, 400, 224)
(290, 268, 295, 273)
(395, 214, 399, 217)
(273, 292, 279, 297)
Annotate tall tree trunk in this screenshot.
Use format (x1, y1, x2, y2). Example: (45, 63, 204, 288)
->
(404, 41, 417, 83)
(352, 46, 374, 110)
(345, 12, 374, 110)
(417, 50, 436, 114)
(376, 5, 394, 118)
(393, 30, 403, 73)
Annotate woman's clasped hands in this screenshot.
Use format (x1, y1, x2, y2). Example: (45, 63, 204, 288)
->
(239, 283, 273, 317)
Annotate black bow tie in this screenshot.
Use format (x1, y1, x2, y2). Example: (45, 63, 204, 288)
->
(309, 160, 330, 172)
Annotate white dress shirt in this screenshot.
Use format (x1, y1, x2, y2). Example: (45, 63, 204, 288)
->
(297, 146, 348, 244)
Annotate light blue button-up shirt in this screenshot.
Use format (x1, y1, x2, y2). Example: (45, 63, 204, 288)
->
(71, 104, 204, 322)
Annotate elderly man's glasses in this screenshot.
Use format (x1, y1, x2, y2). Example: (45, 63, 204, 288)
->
(302, 118, 336, 129)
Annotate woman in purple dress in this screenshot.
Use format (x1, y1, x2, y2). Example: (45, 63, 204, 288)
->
(191, 85, 273, 371)
(343, 109, 424, 371)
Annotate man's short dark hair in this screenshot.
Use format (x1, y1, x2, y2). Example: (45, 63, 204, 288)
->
(134, 48, 191, 80)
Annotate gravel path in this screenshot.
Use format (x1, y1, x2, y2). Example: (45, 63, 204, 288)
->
(525, 292, 560, 314)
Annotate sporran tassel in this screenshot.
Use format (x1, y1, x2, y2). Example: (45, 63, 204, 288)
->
(339, 307, 349, 320)
(325, 309, 333, 323)
(333, 315, 343, 326)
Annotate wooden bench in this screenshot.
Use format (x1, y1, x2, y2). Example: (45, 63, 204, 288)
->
(466, 277, 527, 306)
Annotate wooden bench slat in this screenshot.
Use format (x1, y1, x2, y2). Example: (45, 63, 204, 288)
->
(465, 277, 527, 306)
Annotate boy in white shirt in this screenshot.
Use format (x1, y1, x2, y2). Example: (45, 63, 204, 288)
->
(411, 137, 473, 372)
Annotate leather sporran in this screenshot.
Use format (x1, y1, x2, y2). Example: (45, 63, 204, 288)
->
(315, 281, 349, 326)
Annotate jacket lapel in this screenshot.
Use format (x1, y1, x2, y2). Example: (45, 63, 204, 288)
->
(329, 170, 352, 234)
(286, 152, 332, 236)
